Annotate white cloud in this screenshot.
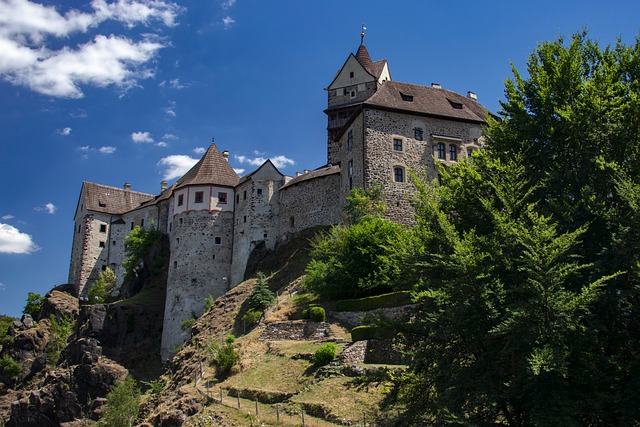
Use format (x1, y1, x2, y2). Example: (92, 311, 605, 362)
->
(0, 0, 181, 97)
(98, 146, 116, 154)
(160, 77, 186, 89)
(58, 127, 72, 136)
(221, 0, 236, 9)
(222, 16, 235, 28)
(0, 223, 38, 254)
(2, 214, 14, 220)
(162, 133, 177, 140)
(35, 202, 57, 214)
(131, 131, 153, 143)
(157, 154, 198, 180)
(163, 100, 176, 117)
(155, 141, 167, 147)
(78, 145, 90, 151)
(0, 282, 5, 291)
(233, 167, 245, 175)
(193, 147, 206, 155)
(235, 154, 295, 169)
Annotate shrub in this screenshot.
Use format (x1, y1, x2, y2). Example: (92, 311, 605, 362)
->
(246, 272, 275, 312)
(180, 318, 196, 331)
(142, 378, 165, 397)
(225, 334, 236, 344)
(87, 267, 117, 304)
(309, 306, 326, 322)
(23, 292, 44, 318)
(0, 355, 21, 380)
(207, 338, 238, 378)
(123, 223, 162, 279)
(301, 309, 310, 320)
(204, 294, 215, 312)
(97, 376, 141, 427)
(312, 342, 336, 366)
(350, 325, 394, 342)
(47, 314, 73, 364)
(242, 309, 262, 325)
(336, 291, 413, 312)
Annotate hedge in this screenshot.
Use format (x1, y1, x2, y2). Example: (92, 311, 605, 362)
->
(350, 325, 395, 342)
(336, 290, 413, 312)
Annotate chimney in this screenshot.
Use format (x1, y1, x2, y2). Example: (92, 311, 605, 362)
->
(431, 83, 441, 89)
(123, 183, 131, 191)
(222, 150, 229, 161)
(304, 169, 310, 174)
(467, 91, 477, 100)
(161, 181, 168, 192)
(295, 172, 302, 177)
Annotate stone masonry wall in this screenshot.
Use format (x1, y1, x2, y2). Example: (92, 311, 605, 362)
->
(161, 209, 234, 360)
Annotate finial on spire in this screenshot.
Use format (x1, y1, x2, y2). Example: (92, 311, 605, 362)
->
(360, 23, 366, 44)
(211, 136, 215, 144)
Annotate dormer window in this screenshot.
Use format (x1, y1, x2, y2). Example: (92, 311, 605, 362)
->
(400, 93, 413, 102)
(98, 201, 106, 208)
(448, 99, 463, 109)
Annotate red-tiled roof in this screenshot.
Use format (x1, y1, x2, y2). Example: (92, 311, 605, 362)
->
(174, 143, 239, 189)
(82, 182, 154, 215)
(364, 81, 488, 123)
(355, 43, 387, 79)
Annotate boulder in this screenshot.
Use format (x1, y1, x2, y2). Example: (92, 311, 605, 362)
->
(38, 289, 79, 322)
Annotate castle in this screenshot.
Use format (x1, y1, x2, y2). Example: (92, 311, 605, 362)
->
(68, 35, 488, 359)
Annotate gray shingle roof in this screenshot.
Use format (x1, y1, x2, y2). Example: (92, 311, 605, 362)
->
(364, 81, 488, 123)
(174, 143, 239, 189)
(280, 165, 340, 190)
(82, 182, 154, 215)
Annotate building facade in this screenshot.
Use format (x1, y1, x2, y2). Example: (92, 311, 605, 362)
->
(69, 37, 488, 359)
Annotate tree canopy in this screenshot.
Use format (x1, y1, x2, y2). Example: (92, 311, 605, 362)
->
(393, 32, 640, 425)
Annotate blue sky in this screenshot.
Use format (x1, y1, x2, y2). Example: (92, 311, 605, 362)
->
(1, 0, 639, 317)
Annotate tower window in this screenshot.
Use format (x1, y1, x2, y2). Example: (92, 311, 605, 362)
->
(257, 188, 263, 196)
(130, 222, 134, 230)
(243, 215, 247, 223)
(449, 144, 458, 161)
(99, 241, 105, 248)
(194, 191, 204, 203)
(437, 143, 446, 159)
(347, 130, 353, 151)
(215, 237, 222, 245)
(414, 127, 424, 141)
(178, 194, 184, 206)
(349, 71, 354, 78)
(236, 194, 240, 203)
(393, 138, 403, 151)
(290, 216, 295, 228)
(112, 240, 116, 246)
(467, 147, 474, 158)
(140, 219, 144, 228)
(394, 167, 405, 183)
(218, 192, 227, 204)
(173, 261, 177, 269)
(348, 160, 353, 177)
(243, 190, 247, 200)
(99, 224, 106, 233)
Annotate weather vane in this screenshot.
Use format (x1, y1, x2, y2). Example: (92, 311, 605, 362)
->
(361, 23, 366, 44)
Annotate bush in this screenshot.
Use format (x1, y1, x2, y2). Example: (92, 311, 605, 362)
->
(47, 314, 73, 364)
(123, 223, 162, 279)
(142, 378, 165, 397)
(0, 355, 21, 380)
(246, 272, 275, 312)
(97, 376, 141, 427)
(180, 318, 196, 331)
(312, 342, 336, 366)
(301, 309, 310, 320)
(350, 325, 394, 342)
(242, 309, 262, 325)
(204, 294, 215, 312)
(309, 306, 326, 322)
(23, 292, 44, 318)
(336, 291, 413, 312)
(87, 267, 117, 304)
(207, 338, 238, 378)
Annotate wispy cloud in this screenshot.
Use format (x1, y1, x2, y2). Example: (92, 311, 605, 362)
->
(233, 168, 245, 175)
(193, 147, 206, 155)
(162, 133, 177, 140)
(156, 141, 168, 147)
(160, 78, 187, 89)
(0, 282, 5, 291)
(163, 100, 176, 117)
(157, 154, 198, 180)
(0, 0, 182, 98)
(235, 154, 295, 169)
(0, 223, 38, 254)
(221, 0, 236, 9)
(98, 146, 116, 154)
(222, 16, 235, 28)
(58, 127, 72, 136)
(35, 202, 57, 214)
(1, 214, 14, 220)
(131, 131, 153, 143)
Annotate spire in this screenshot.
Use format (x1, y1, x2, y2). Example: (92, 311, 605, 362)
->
(360, 23, 366, 45)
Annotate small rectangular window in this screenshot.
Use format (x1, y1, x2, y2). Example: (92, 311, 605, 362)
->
(449, 144, 457, 161)
(400, 93, 413, 102)
(130, 222, 134, 230)
(99, 241, 105, 248)
(236, 194, 240, 203)
(393, 138, 403, 151)
(214, 237, 221, 245)
(243, 215, 247, 223)
(140, 219, 144, 228)
(112, 240, 116, 246)
(257, 188, 263, 196)
(414, 127, 424, 141)
(467, 148, 474, 158)
(347, 130, 353, 151)
(178, 194, 184, 206)
(194, 191, 204, 203)
(243, 190, 247, 200)
(348, 160, 353, 177)
(102, 265, 107, 271)
(349, 71, 354, 78)
(394, 167, 405, 183)
(437, 143, 446, 159)
(99, 224, 107, 233)
(218, 192, 227, 204)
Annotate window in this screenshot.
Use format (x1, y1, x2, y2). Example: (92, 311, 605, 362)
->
(348, 160, 353, 177)
(349, 71, 354, 78)
(414, 127, 424, 141)
(393, 138, 403, 151)
(236, 194, 240, 204)
(214, 237, 221, 245)
(350, 90, 356, 98)
(99, 224, 107, 233)
(102, 265, 107, 271)
(218, 192, 227, 204)
(400, 92, 413, 102)
(99, 241, 105, 248)
(449, 144, 458, 161)
(243, 215, 247, 223)
(257, 188, 263, 196)
(290, 216, 295, 228)
(347, 130, 353, 151)
(78, 224, 81, 233)
(130, 222, 134, 230)
(349, 177, 353, 190)
(437, 143, 446, 159)
(394, 167, 405, 183)
(179, 218, 183, 224)
(112, 240, 116, 246)
(194, 191, 204, 203)
(140, 219, 144, 228)
(173, 261, 177, 269)
(343, 88, 348, 95)
(178, 194, 184, 206)
(98, 201, 106, 208)
(467, 148, 474, 158)
(243, 190, 247, 200)
(176, 238, 180, 245)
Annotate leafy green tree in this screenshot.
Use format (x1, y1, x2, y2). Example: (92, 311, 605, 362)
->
(246, 272, 275, 312)
(46, 314, 73, 364)
(97, 375, 141, 427)
(304, 215, 413, 299)
(123, 223, 161, 279)
(0, 355, 21, 381)
(23, 292, 44, 318)
(343, 183, 386, 224)
(87, 267, 117, 303)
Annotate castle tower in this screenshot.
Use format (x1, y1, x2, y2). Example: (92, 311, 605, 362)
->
(161, 143, 239, 360)
(325, 29, 391, 165)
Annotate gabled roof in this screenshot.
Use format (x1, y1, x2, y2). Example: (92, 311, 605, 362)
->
(280, 165, 340, 190)
(238, 159, 285, 185)
(174, 143, 239, 189)
(364, 81, 488, 123)
(80, 182, 154, 215)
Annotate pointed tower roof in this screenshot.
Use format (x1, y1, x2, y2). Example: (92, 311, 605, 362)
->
(174, 143, 240, 189)
(355, 43, 373, 71)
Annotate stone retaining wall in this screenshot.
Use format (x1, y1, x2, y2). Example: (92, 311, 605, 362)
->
(259, 320, 335, 341)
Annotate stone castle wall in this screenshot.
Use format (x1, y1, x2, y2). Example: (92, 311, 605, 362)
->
(161, 209, 234, 359)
